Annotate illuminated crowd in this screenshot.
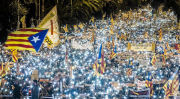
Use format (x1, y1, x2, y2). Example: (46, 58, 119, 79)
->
(0, 4, 180, 98)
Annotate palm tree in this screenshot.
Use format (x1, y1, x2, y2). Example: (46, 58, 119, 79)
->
(44, 0, 103, 32)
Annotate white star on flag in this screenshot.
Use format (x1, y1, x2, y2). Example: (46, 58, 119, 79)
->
(31, 36, 40, 43)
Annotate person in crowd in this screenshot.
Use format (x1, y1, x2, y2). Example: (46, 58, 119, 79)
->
(47, 86, 53, 97)
(13, 81, 21, 99)
(31, 80, 39, 99)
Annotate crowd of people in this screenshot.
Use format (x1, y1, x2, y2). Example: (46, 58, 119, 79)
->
(0, 4, 179, 99)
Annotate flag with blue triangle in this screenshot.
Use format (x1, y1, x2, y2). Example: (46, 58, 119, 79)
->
(28, 29, 49, 52)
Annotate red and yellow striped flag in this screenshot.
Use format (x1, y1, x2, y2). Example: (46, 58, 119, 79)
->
(150, 82, 153, 96)
(144, 31, 148, 38)
(100, 45, 106, 74)
(163, 69, 179, 97)
(109, 46, 117, 60)
(63, 24, 68, 33)
(107, 41, 110, 50)
(11, 49, 18, 62)
(111, 38, 115, 48)
(176, 35, 179, 42)
(93, 57, 99, 76)
(159, 28, 163, 41)
(91, 17, 95, 23)
(126, 68, 132, 77)
(151, 54, 156, 66)
(78, 23, 84, 29)
(4, 28, 48, 52)
(0, 61, 3, 74)
(121, 33, 124, 40)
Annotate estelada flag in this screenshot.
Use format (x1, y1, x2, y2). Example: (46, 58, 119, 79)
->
(163, 69, 179, 97)
(98, 44, 106, 74)
(5, 28, 48, 52)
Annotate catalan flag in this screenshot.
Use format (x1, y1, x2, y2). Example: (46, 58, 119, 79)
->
(11, 49, 18, 62)
(107, 41, 110, 50)
(102, 13, 106, 22)
(78, 23, 84, 29)
(145, 71, 153, 96)
(159, 28, 163, 41)
(74, 25, 78, 30)
(103, 13, 106, 18)
(151, 54, 156, 66)
(65, 48, 68, 65)
(0, 61, 3, 74)
(110, 18, 114, 26)
(98, 44, 102, 60)
(123, 33, 127, 41)
(126, 68, 132, 77)
(3, 61, 10, 73)
(91, 17, 95, 23)
(93, 57, 99, 76)
(110, 28, 114, 34)
(145, 72, 152, 87)
(111, 37, 115, 48)
(144, 31, 148, 38)
(121, 33, 124, 39)
(91, 31, 95, 44)
(98, 44, 106, 74)
(20, 16, 26, 28)
(4, 28, 49, 52)
(109, 46, 117, 60)
(166, 42, 170, 50)
(63, 24, 68, 33)
(176, 35, 179, 42)
(118, 30, 122, 40)
(163, 69, 179, 97)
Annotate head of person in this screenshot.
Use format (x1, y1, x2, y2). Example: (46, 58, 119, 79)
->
(33, 80, 37, 85)
(15, 81, 18, 85)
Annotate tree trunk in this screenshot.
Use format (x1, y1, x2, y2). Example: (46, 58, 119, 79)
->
(42, 0, 44, 19)
(35, 0, 38, 25)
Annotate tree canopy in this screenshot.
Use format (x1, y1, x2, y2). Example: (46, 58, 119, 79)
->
(0, 0, 180, 43)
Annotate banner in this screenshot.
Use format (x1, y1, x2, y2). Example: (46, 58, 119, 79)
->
(129, 88, 150, 99)
(31, 70, 38, 82)
(71, 39, 93, 50)
(137, 80, 146, 90)
(140, 59, 149, 66)
(38, 6, 60, 49)
(129, 43, 155, 51)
